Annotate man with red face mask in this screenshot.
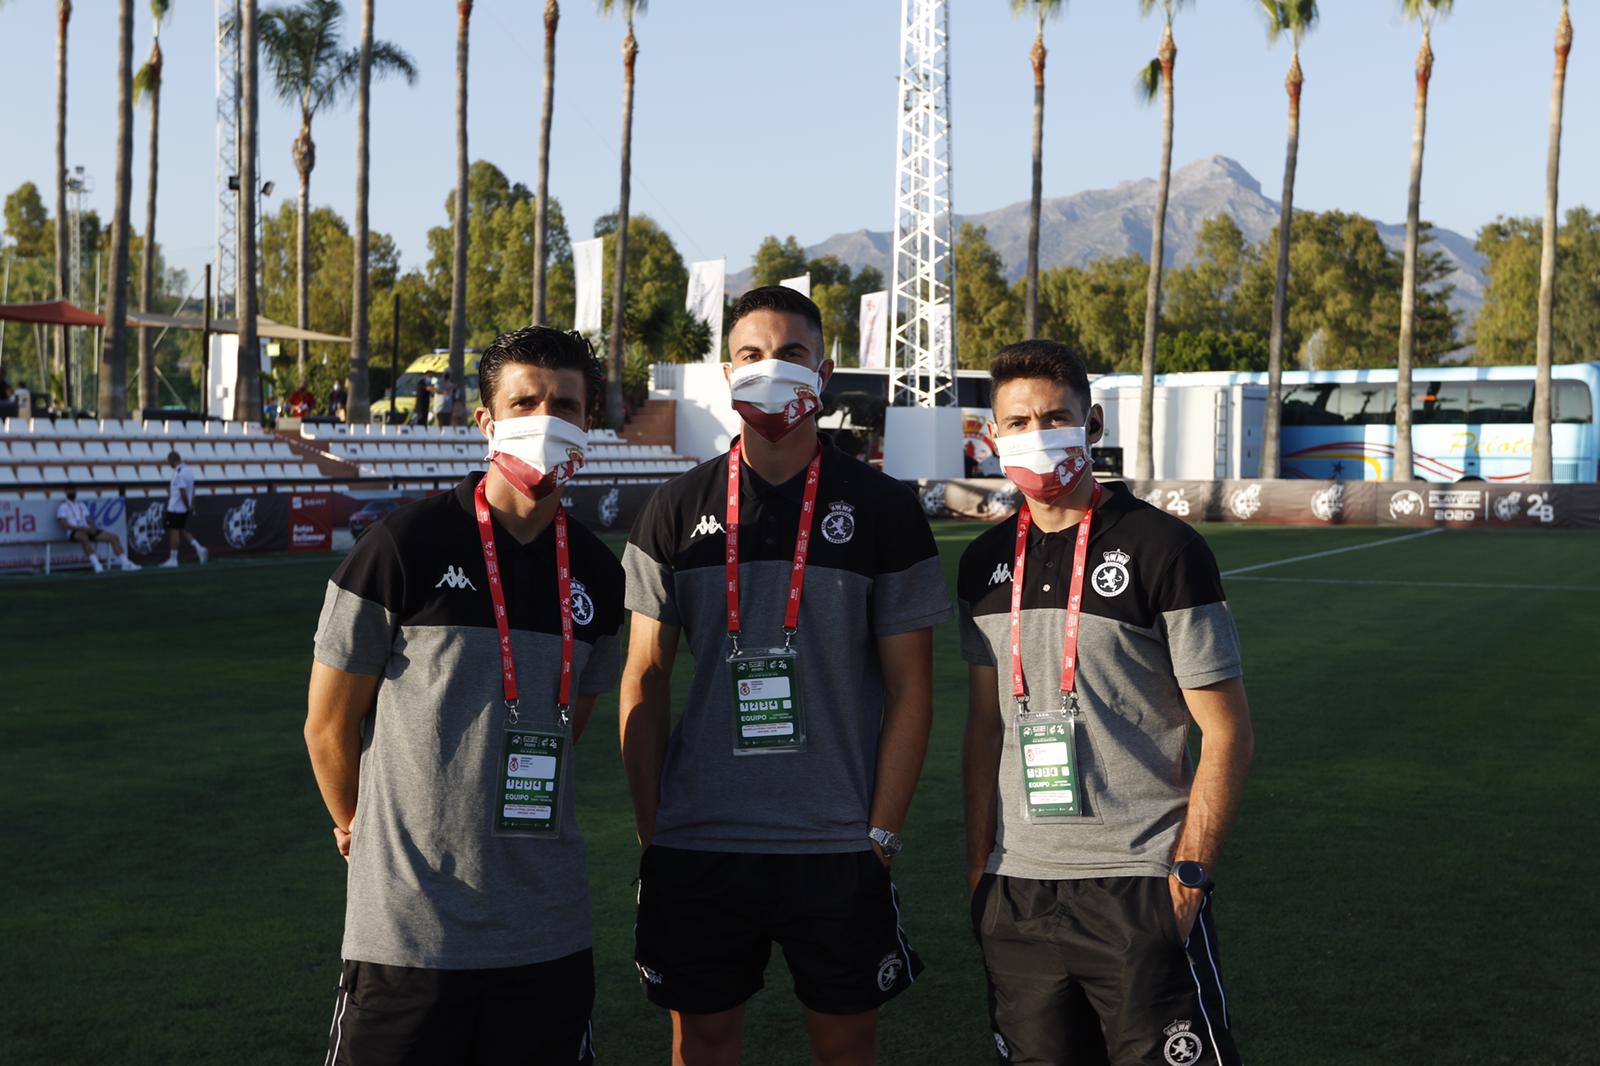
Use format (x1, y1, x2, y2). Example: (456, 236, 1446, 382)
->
(958, 341, 1254, 1066)
(304, 327, 621, 1064)
(620, 286, 952, 1066)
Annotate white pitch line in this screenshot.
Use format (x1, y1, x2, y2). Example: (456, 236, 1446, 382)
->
(1221, 528, 1443, 576)
(1229, 575, 1599, 592)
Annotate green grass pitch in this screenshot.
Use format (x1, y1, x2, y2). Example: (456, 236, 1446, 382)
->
(2, 520, 1597, 1065)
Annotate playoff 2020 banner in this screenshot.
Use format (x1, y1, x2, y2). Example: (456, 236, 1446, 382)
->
(914, 478, 1600, 531)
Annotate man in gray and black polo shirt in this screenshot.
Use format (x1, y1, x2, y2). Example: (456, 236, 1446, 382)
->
(960, 340, 1255, 1066)
(621, 286, 952, 1066)
(305, 327, 623, 1065)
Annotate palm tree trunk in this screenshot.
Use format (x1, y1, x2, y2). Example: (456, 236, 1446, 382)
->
(294, 125, 314, 379)
(98, 0, 134, 419)
(532, 0, 558, 326)
(1395, 32, 1433, 483)
(138, 40, 162, 415)
(1263, 49, 1302, 480)
(448, 0, 472, 426)
(236, 0, 261, 422)
(349, 0, 375, 423)
(605, 23, 638, 431)
(1532, 3, 1571, 483)
(1135, 24, 1176, 482)
(54, 0, 71, 409)
(1024, 27, 1045, 340)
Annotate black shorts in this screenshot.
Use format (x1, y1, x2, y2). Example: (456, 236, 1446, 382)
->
(164, 509, 188, 531)
(323, 950, 596, 1066)
(634, 845, 924, 1016)
(973, 875, 1239, 1066)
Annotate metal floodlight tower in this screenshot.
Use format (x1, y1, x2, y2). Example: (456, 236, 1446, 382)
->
(888, 0, 957, 409)
(214, 0, 241, 315)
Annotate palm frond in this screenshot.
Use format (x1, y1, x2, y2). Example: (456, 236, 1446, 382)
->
(597, 0, 646, 15)
(1401, 0, 1453, 23)
(133, 59, 159, 106)
(1010, 0, 1066, 18)
(1260, 0, 1317, 42)
(149, 0, 172, 21)
(368, 40, 418, 86)
(1135, 57, 1161, 103)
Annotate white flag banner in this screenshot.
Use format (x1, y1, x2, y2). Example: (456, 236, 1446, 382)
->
(778, 274, 811, 298)
(929, 302, 953, 375)
(858, 290, 888, 369)
(572, 237, 606, 336)
(685, 258, 726, 363)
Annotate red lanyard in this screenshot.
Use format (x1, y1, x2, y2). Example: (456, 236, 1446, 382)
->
(473, 478, 573, 726)
(1010, 483, 1102, 712)
(725, 437, 823, 653)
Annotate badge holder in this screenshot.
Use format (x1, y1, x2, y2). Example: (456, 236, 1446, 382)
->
(1015, 693, 1082, 823)
(727, 629, 807, 756)
(493, 699, 570, 837)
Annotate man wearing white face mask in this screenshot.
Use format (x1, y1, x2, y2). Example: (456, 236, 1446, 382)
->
(957, 341, 1254, 1066)
(621, 286, 952, 1066)
(305, 326, 622, 1064)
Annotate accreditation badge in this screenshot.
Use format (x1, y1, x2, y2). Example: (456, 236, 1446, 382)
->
(728, 646, 807, 755)
(494, 728, 567, 837)
(1016, 709, 1081, 821)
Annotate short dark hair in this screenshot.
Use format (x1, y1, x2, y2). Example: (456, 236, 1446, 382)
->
(166, 450, 181, 463)
(989, 340, 1092, 411)
(727, 286, 824, 352)
(477, 326, 604, 416)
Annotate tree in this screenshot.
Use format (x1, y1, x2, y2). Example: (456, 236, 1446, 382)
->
(1133, 0, 1191, 480)
(750, 235, 808, 288)
(1395, 0, 1452, 481)
(807, 256, 883, 365)
(1533, 1, 1572, 481)
(1475, 208, 1600, 367)
(349, 0, 371, 420)
(98, 0, 135, 418)
(1011, 0, 1064, 339)
(1159, 328, 1268, 372)
(955, 223, 1023, 368)
(134, 0, 172, 415)
(1258, 0, 1318, 478)
(1163, 214, 1260, 337)
(260, 0, 415, 379)
(53, 0, 71, 406)
(532, 0, 559, 325)
(237, 0, 261, 421)
(1036, 255, 1148, 371)
(448, 0, 471, 424)
(600, 0, 644, 429)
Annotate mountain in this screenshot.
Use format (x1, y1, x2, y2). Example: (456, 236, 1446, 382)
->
(728, 155, 1485, 323)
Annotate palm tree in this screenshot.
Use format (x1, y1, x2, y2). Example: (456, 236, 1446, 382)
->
(260, 0, 415, 380)
(532, 0, 559, 325)
(1012, 0, 1063, 341)
(448, 0, 472, 427)
(1532, 0, 1572, 482)
(134, 0, 172, 416)
(237, 0, 261, 421)
(1258, 0, 1317, 479)
(1394, 0, 1451, 482)
(98, 0, 135, 418)
(601, 0, 644, 430)
(349, 0, 415, 424)
(1133, 0, 1189, 481)
(53, 1, 71, 408)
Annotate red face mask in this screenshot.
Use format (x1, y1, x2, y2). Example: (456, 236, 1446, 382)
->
(728, 360, 823, 442)
(995, 426, 1093, 503)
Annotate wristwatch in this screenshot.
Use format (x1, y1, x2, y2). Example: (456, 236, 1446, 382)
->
(868, 827, 903, 859)
(1170, 860, 1213, 894)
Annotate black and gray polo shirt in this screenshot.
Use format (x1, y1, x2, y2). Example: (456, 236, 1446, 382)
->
(623, 435, 954, 854)
(312, 472, 624, 969)
(957, 481, 1242, 881)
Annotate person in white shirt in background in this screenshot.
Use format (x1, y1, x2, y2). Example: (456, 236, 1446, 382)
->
(160, 451, 209, 569)
(57, 487, 140, 573)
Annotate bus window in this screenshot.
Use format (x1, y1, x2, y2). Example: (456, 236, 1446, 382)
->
(1414, 380, 1468, 424)
(1340, 383, 1395, 424)
(1464, 380, 1533, 423)
(1282, 384, 1339, 425)
(1555, 379, 1594, 424)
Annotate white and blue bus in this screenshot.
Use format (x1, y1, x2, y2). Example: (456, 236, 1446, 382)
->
(1094, 363, 1599, 483)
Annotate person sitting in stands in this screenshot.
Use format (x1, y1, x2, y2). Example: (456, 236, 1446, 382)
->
(288, 382, 317, 419)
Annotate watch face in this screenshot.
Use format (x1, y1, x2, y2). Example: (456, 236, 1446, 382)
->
(1175, 861, 1205, 887)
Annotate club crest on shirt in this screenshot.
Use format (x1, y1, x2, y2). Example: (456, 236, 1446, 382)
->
(569, 580, 595, 626)
(1091, 549, 1131, 598)
(875, 951, 903, 992)
(822, 501, 856, 545)
(1162, 1020, 1204, 1065)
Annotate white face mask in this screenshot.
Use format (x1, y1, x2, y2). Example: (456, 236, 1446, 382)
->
(728, 360, 823, 442)
(994, 426, 1093, 503)
(484, 415, 588, 501)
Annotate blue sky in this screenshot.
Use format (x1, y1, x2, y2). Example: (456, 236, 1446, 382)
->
(1, 0, 1593, 297)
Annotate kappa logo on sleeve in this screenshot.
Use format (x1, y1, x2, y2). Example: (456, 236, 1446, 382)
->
(690, 514, 725, 538)
(988, 562, 1012, 587)
(436, 564, 478, 590)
